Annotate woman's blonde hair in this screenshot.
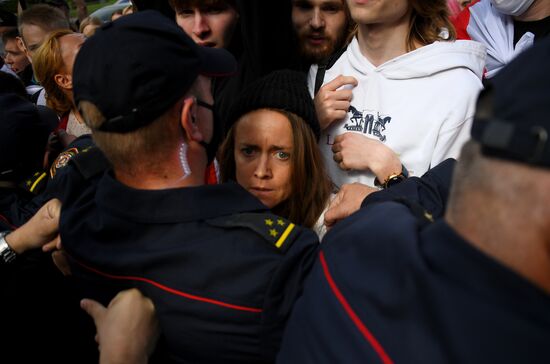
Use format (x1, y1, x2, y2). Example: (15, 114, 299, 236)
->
(32, 29, 74, 115)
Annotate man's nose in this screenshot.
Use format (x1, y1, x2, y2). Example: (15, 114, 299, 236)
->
(193, 12, 211, 36)
(310, 8, 325, 29)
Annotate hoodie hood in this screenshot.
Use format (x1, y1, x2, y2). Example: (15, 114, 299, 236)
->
(348, 37, 487, 81)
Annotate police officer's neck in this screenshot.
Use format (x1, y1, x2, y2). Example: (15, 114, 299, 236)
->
(113, 149, 208, 190)
(115, 171, 205, 190)
(445, 193, 550, 295)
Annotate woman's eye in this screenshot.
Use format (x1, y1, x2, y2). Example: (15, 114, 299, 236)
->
(241, 147, 254, 156)
(275, 151, 290, 160)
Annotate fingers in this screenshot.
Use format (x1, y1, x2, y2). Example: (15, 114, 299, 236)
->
(332, 152, 351, 171)
(52, 250, 72, 276)
(332, 136, 351, 171)
(80, 298, 106, 322)
(316, 75, 357, 131)
(325, 183, 376, 227)
(42, 235, 60, 252)
(32, 198, 62, 244)
(322, 75, 358, 91)
(331, 89, 354, 101)
(324, 193, 344, 227)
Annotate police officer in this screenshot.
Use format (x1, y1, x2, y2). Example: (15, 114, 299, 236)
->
(60, 11, 318, 363)
(278, 36, 550, 363)
(0, 78, 58, 223)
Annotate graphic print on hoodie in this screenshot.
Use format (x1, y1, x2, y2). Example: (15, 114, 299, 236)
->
(308, 38, 486, 188)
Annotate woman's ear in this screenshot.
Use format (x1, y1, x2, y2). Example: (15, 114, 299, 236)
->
(54, 73, 73, 90)
(180, 97, 204, 142)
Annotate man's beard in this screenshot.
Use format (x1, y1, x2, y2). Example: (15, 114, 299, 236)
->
(297, 31, 346, 64)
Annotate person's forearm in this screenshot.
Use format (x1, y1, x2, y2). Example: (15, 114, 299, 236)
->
(4, 229, 26, 254)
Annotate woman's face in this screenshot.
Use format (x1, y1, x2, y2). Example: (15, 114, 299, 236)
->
(175, 2, 239, 48)
(234, 109, 294, 209)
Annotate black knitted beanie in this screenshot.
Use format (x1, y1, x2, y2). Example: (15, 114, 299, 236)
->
(225, 69, 321, 139)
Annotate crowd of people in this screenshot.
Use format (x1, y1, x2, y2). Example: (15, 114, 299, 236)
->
(1, 0, 549, 363)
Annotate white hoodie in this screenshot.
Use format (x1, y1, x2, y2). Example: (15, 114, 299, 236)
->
(309, 38, 486, 188)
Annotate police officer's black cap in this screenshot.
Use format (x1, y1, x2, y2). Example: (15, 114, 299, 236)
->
(471, 37, 550, 169)
(0, 94, 55, 181)
(225, 70, 321, 140)
(73, 11, 237, 133)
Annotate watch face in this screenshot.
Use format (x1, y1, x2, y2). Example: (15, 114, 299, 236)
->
(385, 174, 406, 188)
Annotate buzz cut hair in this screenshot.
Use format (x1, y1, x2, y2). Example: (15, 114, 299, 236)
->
(18, 4, 70, 35)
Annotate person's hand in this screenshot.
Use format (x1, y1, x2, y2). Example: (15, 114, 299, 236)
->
(57, 130, 77, 149)
(314, 75, 358, 131)
(5, 198, 61, 254)
(331, 133, 402, 181)
(325, 183, 377, 228)
(51, 242, 72, 276)
(81, 289, 160, 364)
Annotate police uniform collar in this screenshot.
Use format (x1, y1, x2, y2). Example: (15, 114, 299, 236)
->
(421, 220, 550, 320)
(96, 173, 267, 223)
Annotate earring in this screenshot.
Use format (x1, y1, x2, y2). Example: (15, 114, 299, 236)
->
(178, 142, 192, 179)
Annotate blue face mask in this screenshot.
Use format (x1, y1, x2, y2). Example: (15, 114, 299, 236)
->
(490, 0, 535, 16)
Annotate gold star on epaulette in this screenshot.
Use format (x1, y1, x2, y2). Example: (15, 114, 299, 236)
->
(277, 219, 285, 226)
(265, 218, 274, 226)
(269, 229, 278, 237)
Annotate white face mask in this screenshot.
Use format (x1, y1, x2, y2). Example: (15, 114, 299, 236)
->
(490, 0, 536, 16)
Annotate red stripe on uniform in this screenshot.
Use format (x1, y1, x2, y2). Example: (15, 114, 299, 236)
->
(72, 257, 263, 313)
(319, 251, 393, 364)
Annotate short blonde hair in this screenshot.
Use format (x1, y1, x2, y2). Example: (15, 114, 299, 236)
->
(79, 100, 181, 174)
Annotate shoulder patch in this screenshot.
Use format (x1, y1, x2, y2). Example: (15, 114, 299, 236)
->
(49, 147, 90, 178)
(205, 212, 299, 253)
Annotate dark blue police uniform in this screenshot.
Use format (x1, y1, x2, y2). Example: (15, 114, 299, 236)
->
(278, 201, 550, 363)
(59, 152, 319, 363)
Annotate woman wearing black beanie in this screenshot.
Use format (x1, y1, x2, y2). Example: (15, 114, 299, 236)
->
(220, 69, 332, 237)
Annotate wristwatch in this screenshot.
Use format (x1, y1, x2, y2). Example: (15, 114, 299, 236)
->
(374, 164, 409, 189)
(0, 231, 17, 264)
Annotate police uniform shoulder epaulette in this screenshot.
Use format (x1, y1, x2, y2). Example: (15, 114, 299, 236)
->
(69, 147, 111, 180)
(205, 212, 299, 253)
(20, 170, 48, 195)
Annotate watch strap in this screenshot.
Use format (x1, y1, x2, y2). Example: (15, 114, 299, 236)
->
(0, 231, 17, 264)
(374, 164, 409, 189)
